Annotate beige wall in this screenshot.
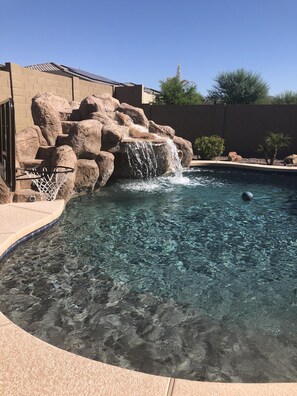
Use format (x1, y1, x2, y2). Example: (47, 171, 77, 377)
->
(0, 69, 12, 102)
(0, 63, 114, 133)
(142, 90, 156, 104)
(74, 78, 113, 102)
(8, 63, 73, 132)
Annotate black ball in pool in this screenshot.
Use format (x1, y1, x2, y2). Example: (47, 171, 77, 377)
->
(242, 191, 253, 201)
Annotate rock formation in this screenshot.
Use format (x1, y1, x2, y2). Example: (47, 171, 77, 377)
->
(228, 151, 242, 162)
(0, 177, 12, 204)
(9, 92, 193, 203)
(284, 154, 297, 165)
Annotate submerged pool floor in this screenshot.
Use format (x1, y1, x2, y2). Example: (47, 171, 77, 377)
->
(0, 169, 297, 382)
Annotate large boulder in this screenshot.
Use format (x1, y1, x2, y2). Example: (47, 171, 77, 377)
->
(114, 111, 133, 127)
(129, 127, 159, 141)
(61, 121, 80, 135)
(228, 151, 242, 162)
(284, 154, 297, 165)
(32, 93, 72, 146)
(63, 120, 102, 159)
(90, 111, 114, 126)
(79, 94, 120, 119)
(95, 151, 114, 187)
(51, 145, 77, 201)
(117, 103, 149, 128)
(101, 123, 127, 151)
(173, 136, 193, 167)
(0, 177, 12, 204)
(75, 159, 99, 192)
(149, 120, 175, 139)
(16, 126, 45, 163)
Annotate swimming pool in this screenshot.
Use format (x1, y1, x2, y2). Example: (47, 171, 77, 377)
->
(0, 168, 297, 382)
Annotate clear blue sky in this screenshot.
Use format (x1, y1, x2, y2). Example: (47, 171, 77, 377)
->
(1, 0, 296, 96)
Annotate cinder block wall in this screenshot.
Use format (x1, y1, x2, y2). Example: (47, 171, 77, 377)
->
(7, 63, 73, 132)
(0, 68, 12, 102)
(0, 63, 113, 133)
(74, 78, 113, 102)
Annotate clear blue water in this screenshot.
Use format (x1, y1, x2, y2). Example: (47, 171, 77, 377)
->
(1, 168, 297, 382)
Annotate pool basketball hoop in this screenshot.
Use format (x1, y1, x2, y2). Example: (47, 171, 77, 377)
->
(16, 165, 74, 201)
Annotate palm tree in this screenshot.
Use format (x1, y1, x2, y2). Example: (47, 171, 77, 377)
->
(208, 68, 269, 104)
(271, 91, 297, 104)
(258, 132, 291, 165)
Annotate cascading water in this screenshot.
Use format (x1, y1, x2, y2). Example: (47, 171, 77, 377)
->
(165, 139, 183, 176)
(124, 139, 183, 179)
(125, 141, 159, 178)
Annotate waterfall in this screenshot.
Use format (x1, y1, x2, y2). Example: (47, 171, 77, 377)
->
(125, 141, 159, 179)
(124, 139, 183, 179)
(165, 139, 183, 176)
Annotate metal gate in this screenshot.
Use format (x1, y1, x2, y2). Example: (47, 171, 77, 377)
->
(0, 98, 16, 191)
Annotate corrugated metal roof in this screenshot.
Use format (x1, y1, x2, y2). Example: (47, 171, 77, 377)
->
(25, 63, 61, 72)
(25, 62, 123, 85)
(24, 62, 159, 92)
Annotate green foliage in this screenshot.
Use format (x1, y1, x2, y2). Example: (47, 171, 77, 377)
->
(258, 132, 291, 165)
(208, 68, 269, 104)
(271, 91, 297, 104)
(154, 66, 204, 105)
(194, 135, 225, 160)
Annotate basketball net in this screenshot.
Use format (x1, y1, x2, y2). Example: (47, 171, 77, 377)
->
(24, 167, 72, 201)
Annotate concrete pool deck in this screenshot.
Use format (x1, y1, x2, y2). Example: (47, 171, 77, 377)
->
(0, 174, 297, 395)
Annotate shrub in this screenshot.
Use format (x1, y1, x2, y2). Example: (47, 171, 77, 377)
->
(194, 135, 225, 160)
(258, 132, 291, 165)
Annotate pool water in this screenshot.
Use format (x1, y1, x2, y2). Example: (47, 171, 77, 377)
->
(1, 168, 297, 382)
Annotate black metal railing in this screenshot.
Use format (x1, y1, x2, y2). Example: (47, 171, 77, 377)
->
(0, 98, 16, 191)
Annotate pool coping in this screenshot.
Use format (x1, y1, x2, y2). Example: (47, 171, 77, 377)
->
(190, 159, 297, 172)
(0, 186, 297, 395)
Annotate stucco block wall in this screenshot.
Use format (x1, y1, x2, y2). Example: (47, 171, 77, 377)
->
(1, 63, 114, 133)
(0, 69, 11, 102)
(7, 63, 73, 132)
(74, 78, 113, 102)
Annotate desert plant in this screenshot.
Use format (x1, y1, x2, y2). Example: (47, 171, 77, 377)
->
(271, 91, 297, 104)
(258, 132, 291, 165)
(194, 135, 225, 160)
(208, 68, 269, 104)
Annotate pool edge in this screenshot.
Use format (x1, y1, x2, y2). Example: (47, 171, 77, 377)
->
(190, 160, 297, 173)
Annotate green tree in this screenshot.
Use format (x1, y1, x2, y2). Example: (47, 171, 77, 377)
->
(258, 132, 291, 165)
(154, 66, 203, 105)
(208, 68, 269, 104)
(271, 91, 297, 104)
